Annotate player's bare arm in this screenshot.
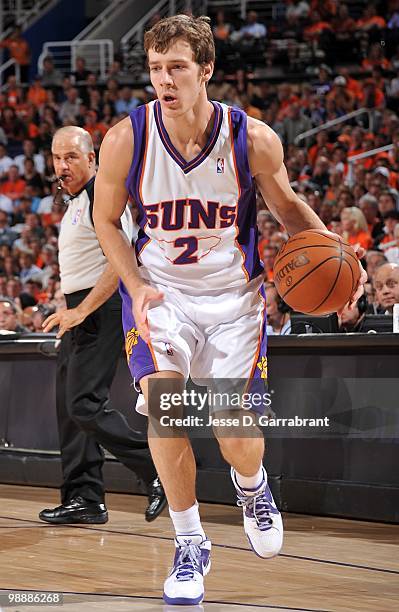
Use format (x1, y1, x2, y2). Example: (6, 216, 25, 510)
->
(93, 117, 163, 342)
(93, 117, 140, 287)
(247, 117, 326, 235)
(42, 263, 118, 338)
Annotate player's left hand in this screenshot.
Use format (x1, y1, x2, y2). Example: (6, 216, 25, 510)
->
(42, 307, 86, 338)
(131, 284, 164, 343)
(342, 245, 367, 313)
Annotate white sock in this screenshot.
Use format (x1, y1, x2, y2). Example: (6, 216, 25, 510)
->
(235, 465, 265, 492)
(169, 502, 206, 540)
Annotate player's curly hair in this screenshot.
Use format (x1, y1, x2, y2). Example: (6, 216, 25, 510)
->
(144, 14, 215, 66)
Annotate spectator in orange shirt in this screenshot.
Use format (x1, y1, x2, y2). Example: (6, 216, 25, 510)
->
(24, 104, 40, 140)
(362, 43, 391, 71)
(0, 26, 31, 83)
(3, 75, 20, 108)
(358, 193, 384, 238)
(348, 127, 366, 157)
(212, 10, 232, 42)
(0, 106, 27, 152)
(0, 165, 26, 202)
(41, 201, 65, 228)
(356, 5, 386, 31)
(324, 168, 344, 203)
(240, 94, 263, 120)
(262, 244, 278, 282)
(27, 76, 48, 109)
(83, 109, 108, 139)
(303, 11, 333, 42)
(333, 3, 356, 35)
(340, 206, 373, 250)
(257, 212, 279, 258)
(371, 66, 387, 92)
(276, 83, 300, 120)
(360, 79, 385, 109)
(376, 210, 399, 248)
(337, 68, 363, 102)
(308, 131, 333, 166)
(374, 157, 399, 189)
(327, 76, 355, 113)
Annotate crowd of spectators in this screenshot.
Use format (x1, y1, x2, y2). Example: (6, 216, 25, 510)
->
(211, 1, 399, 70)
(1, 2, 399, 334)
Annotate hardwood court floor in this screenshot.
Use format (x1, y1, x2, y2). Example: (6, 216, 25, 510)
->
(0, 484, 398, 611)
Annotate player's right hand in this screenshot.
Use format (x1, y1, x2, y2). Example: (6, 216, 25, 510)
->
(131, 284, 164, 343)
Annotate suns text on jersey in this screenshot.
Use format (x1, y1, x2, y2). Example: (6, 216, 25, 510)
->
(143, 199, 237, 230)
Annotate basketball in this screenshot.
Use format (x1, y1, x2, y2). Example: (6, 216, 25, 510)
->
(273, 229, 361, 315)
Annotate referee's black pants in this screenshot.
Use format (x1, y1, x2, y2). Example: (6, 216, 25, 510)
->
(57, 289, 155, 504)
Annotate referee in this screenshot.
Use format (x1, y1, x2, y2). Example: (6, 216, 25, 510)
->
(39, 126, 165, 524)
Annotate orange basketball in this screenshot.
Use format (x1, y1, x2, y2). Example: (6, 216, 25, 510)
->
(273, 229, 361, 315)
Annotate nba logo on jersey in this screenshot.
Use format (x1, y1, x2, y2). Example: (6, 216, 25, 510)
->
(165, 342, 174, 356)
(216, 158, 224, 173)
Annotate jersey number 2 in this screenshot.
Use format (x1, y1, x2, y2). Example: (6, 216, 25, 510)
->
(173, 237, 198, 265)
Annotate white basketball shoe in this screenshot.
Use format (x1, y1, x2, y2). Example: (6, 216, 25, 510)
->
(163, 534, 211, 605)
(231, 467, 283, 558)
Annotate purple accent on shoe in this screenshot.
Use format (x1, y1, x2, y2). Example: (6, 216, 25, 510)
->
(242, 484, 280, 528)
(172, 536, 210, 577)
(201, 547, 211, 570)
(232, 468, 280, 531)
(229, 107, 264, 282)
(239, 480, 265, 493)
(163, 593, 204, 605)
(163, 536, 209, 605)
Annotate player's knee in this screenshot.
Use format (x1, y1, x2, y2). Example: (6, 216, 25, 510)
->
(217, 436, 250, 461)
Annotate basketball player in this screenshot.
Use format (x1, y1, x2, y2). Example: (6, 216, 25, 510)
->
(93, 15, 366, 605)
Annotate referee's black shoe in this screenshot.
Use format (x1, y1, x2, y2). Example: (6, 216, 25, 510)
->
(39, 496, 108, 524)
(145, 476, 167, 521)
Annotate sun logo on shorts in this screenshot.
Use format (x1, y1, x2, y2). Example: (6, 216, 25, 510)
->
(257, 356, 268, 379)
(125, 327, 139, 362)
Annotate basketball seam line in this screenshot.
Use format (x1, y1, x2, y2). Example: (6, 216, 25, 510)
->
(279, 233, 348, 246)
(281, 255, 346, 301)
(274, 244, 358, 267)
(277, 232, 347, 251)
(307, 244, 343, 313)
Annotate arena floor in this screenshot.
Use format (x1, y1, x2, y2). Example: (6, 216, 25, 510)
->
(0, 485, 398, 611)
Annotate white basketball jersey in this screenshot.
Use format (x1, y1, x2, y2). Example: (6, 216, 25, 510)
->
(126, 101, 263, 292)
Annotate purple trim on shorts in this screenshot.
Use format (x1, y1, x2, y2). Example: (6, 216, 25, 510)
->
(247, 284, 268, 414)
(257, 283, 268, 364)
(119, 280, 157, 382)
(230, 107, 264, 281)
